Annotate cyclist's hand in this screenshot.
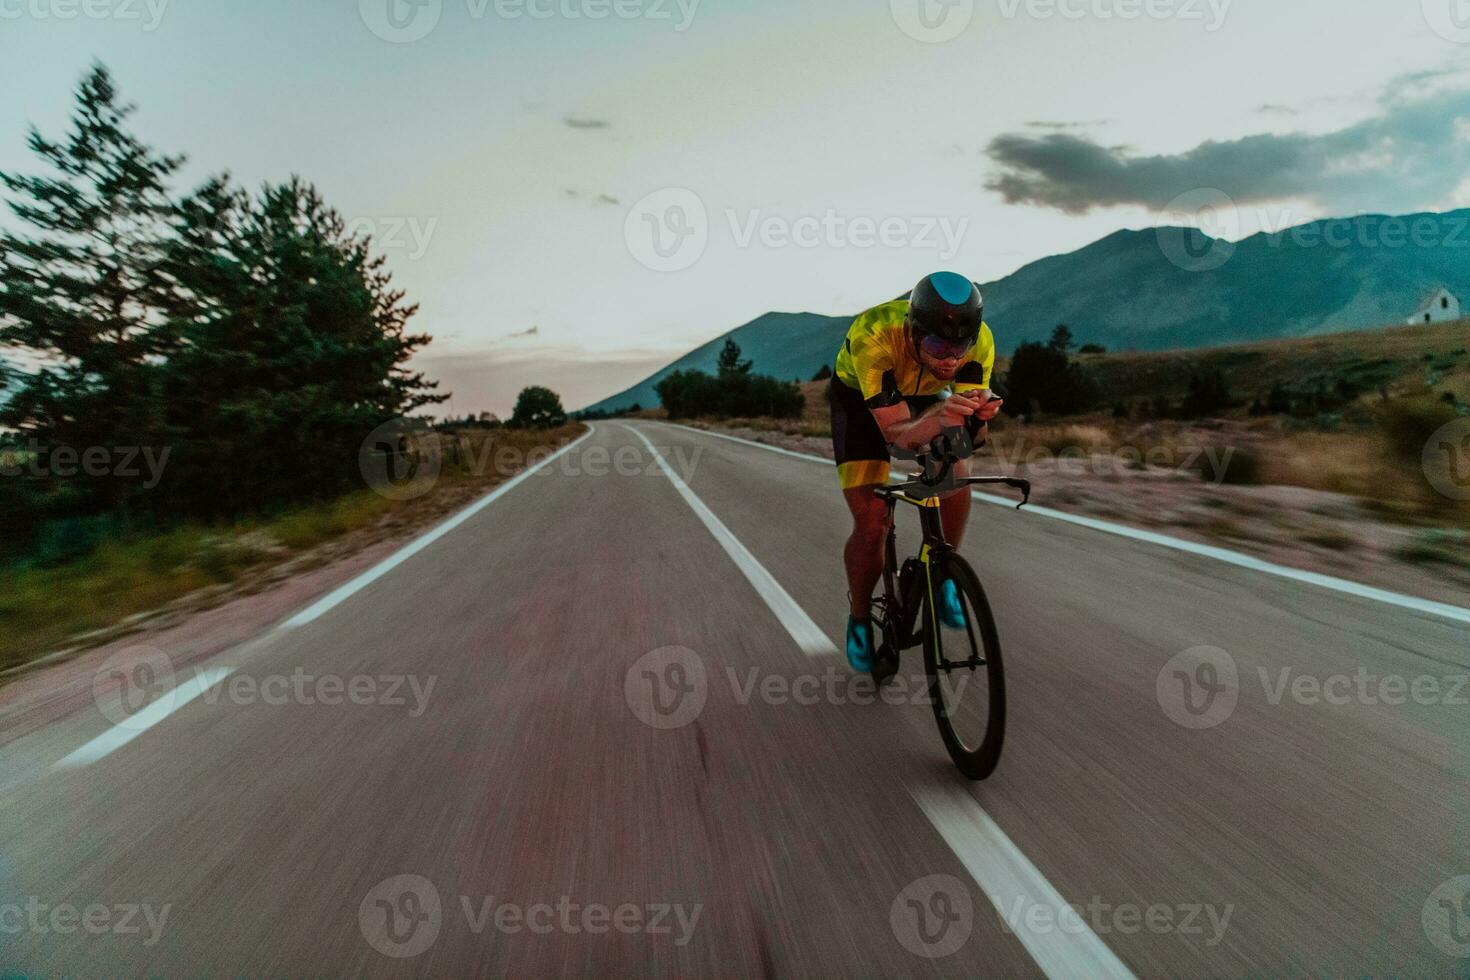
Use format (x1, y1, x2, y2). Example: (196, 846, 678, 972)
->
(927, 391, 982, 428)
(975, 395, 1004, 422)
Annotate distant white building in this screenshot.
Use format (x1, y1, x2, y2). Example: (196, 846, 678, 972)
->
(1408, 287, 1461, 325)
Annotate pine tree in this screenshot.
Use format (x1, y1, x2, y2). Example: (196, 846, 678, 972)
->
(0, 64, 184, 522)
(717, 337, 752, 377)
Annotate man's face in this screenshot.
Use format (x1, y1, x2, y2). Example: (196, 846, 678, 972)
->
(912, 324, 974, 380)
(918, 347, 965, 380)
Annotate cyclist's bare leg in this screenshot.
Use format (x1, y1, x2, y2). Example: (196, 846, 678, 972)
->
(843, 485, 892, 620)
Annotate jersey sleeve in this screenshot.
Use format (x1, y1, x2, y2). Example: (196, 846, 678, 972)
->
(953, 323, 996, 393)
(848, 317, 901, 408)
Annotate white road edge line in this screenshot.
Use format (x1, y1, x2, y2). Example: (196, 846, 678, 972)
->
(53, 668, 236, 769)
(620, 424, 836, 657)
(910, 780, 1137, 980)
(279, 425, 598, 631)
(659, 422, 1470, 626)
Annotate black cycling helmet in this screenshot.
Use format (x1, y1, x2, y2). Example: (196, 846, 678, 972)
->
(906, 271, 983, 344)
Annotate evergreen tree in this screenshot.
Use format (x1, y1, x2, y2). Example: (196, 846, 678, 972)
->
(717, 337, 752, 377)
(0, 64, 183, 523)
(1048, 324, 1075, 354)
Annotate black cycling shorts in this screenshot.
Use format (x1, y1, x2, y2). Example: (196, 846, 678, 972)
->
(828, 378, 942, 489)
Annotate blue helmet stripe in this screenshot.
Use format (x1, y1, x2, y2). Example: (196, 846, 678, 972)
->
(929, 271, 973, 305)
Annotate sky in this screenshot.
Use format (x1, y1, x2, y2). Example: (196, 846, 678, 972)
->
(3, 0, 1469, 414)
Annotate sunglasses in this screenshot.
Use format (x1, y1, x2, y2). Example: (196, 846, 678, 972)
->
(917, 334, 975, 361)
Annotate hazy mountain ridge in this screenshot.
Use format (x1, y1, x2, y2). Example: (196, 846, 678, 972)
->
(581, 209, 1470, 413)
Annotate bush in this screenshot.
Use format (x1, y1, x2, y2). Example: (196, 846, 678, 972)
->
(1001, 342, 1100, 417)
(1180, 367, 1236, 418)
(656, 370, 804, 420)
(1378, 396, 1459, 464)
(510, 386, 568, 428)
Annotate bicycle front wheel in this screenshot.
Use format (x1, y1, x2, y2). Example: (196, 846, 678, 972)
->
(921, 551, 1006, 780)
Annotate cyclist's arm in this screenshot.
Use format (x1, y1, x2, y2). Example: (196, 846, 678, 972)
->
(874, 391, 995, 452)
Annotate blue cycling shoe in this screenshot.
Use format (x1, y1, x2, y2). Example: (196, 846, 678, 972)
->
(939, 579, 968, 630)
(846, 617, 875, 672)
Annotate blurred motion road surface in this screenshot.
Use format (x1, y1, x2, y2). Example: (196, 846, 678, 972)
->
(1, 421, 1467, 976)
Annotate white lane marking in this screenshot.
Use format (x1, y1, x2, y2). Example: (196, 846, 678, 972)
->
(660, 422, 1470, 626)
(620, 424, 836, 657)
(280, 426, 597, 630)
(645, 420, 1128, 974)
(53, 668, 235, 769)
(911, 780, 1137, 980)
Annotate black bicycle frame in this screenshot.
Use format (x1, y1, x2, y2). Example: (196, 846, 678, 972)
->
(872, 469, 1030, 651)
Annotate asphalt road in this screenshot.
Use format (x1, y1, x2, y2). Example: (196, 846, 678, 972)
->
(1, 420, 1468, 976)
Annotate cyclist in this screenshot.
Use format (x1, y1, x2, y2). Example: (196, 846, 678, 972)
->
(828, 272, 1004, 671)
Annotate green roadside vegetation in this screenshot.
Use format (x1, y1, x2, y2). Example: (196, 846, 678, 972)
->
(0, 424, 583, 675)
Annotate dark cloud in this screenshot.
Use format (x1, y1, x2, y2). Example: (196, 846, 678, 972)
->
(984, 77, 1470, 214)
(563, 116, 610, 130)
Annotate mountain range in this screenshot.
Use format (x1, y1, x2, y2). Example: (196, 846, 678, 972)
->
(581, 208, 1470, 413)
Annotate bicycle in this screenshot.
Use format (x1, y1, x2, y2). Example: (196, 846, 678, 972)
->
(868, 430, 1030, 781)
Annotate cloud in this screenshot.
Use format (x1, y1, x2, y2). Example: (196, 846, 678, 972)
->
(1024, 120, 1108, 130)
(562, 189, 621, 207)
(984, 74, 1470, 215)
(563, 116, 610, 130)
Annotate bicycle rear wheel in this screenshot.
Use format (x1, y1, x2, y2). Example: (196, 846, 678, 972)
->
(921, 552, 1006, 780)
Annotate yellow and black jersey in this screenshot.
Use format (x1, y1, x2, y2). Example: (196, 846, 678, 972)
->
(833, 299, 995, 408)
